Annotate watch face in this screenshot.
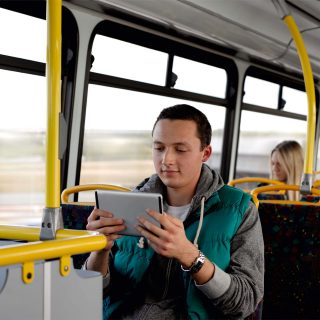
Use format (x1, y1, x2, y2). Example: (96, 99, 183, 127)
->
(190, 251, 206, 274)
(180, 251, 206, 274)
(199, 252, 206, 263)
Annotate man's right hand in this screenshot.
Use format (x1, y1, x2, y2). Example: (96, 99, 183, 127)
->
(86, 207, 125, 251)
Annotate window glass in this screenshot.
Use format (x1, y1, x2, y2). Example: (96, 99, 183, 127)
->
(0, 70, 46, 225)
(81, 85, 225, 202)
(91, 35, 168, 85)
(236, 110, 306, 189)
(243, 76, 279, 108)
(0, 8, 46, 62)
(172, 56, 227, 98)
(282, 86, 307, 115)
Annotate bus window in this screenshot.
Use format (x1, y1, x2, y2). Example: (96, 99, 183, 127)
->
(236, 110, 306, 179)
(282, 86, 307, 115)
(0, 8, 46, 62)
(243, 76, 279, 109)
(80, 85, 225, 202)
(172, 56, 227, 98)
(91, 35, 168, 85)
(0, 70, 46, 225)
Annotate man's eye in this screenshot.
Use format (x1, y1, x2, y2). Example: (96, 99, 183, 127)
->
(177, 149, 187, 152)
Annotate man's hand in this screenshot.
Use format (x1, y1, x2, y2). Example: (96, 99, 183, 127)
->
(86, 207, 125, 251)
(136, 209, 199, 267)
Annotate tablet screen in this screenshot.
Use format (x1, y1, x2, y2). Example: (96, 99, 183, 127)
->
(95, 190, 163, 236)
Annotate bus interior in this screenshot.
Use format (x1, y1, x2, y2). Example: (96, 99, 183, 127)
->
(1, 0, 320, 318)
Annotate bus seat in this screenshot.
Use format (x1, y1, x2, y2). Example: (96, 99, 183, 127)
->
(61, 183, 130, 205)
(300, 194, 320, 202)
(257, 193, 286, 201)
(61, 184, 130, 268)
(258, 201, 320, 319)
(62, 203, 94, 269)
(251, 185, 320, 318)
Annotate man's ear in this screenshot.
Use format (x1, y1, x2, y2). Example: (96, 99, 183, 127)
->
(202, 145, 212, 162)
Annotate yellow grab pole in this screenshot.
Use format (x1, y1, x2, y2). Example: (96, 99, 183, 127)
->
(0, 225, 98, 242)
(46, 0, 62, 208)
(283, 15, 316, 179)
(0, 233, 107, 267)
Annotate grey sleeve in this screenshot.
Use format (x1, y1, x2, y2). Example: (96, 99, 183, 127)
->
(195, 202, 264, 318)
(82, 258, 111, 289)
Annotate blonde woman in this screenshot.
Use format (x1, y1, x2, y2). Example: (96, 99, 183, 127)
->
(270, 140, 304, 201)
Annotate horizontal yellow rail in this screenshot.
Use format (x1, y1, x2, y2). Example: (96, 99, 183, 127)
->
(0, 226, 106, 267)
(313, 180, 320, 188)
(61, 184, 130, 204)
(251, 184, 320, 207)
(228, 177, 285, 187)
(0, 225, 93, 242)
(228, 177, 286, 198)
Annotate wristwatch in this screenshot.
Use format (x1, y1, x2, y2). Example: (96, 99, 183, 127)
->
(181, 250, 206, 274)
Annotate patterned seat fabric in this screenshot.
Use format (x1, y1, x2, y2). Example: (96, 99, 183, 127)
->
(300, 194, 320, 202)
(62, 204, 94, 269)
(259, 203, 320, 319)
(257, 193, 286, 201)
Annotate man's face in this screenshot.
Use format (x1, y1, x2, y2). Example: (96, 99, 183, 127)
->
(152, 119, 211, 193)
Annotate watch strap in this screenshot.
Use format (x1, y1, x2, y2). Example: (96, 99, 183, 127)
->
(181, 250, 206, 274)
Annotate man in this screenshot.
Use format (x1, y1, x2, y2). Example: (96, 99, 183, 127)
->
(85, 104, 264, 319)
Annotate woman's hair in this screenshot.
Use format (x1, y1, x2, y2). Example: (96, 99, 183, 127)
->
(271, 140, 304, 201)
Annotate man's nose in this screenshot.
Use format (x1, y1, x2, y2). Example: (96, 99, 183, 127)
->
(162, 149, 174, 165)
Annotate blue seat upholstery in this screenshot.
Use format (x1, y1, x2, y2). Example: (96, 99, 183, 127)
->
(257, 193, 286, 201)
(62, 203, 94, 269)
(258, 202, 320, 319)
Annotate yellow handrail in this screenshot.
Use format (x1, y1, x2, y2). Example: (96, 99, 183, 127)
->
(61, 184, 130, 204)
(313, 180, 320, 188)
(283, 15, 316, 189)
(251, 184, 320, 207)
(46, 0, 62, 208)
(228, 177, 285, 187)
(0, 226, 106, 267)
(0, 225, 94, 242)
(228, 177, 285, 197)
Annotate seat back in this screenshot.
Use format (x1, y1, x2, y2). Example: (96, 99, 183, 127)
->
(61, 184, 130, 268)
(257, 193, 286, 201)
(61, 183, 130, 205)
(258, 202, 320, 318)
(62, 203, 94, 269)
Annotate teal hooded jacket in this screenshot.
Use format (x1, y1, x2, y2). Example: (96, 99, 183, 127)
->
(103, 165, 263, 319)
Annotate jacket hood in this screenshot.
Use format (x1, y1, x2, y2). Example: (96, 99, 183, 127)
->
(134, 164, 225, 214)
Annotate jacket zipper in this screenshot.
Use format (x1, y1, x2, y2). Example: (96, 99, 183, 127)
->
(161, 258, 173, 299)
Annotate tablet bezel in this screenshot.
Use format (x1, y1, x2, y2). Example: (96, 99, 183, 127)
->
(95, 190, 163, 236)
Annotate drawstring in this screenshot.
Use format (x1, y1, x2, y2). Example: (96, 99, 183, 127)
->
(137, 236, 145, 248)
(193, 196, 205, 248)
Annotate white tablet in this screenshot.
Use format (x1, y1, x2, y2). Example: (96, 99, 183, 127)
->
(95, 190, 163, 236)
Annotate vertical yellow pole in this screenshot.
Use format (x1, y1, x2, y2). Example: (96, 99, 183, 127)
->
(283, 16, 316, 176)
(272, 1, 316, 192)
(46, 0, 62, 208)
(283, 15, 316, 192)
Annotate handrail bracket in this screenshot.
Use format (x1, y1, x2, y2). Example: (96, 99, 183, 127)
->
(40, 207, 63, 240)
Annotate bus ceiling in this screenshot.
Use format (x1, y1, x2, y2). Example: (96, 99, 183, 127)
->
(64, 0, 320, 80)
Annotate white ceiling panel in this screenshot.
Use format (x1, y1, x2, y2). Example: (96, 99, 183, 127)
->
(68, 0, 320, 78)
